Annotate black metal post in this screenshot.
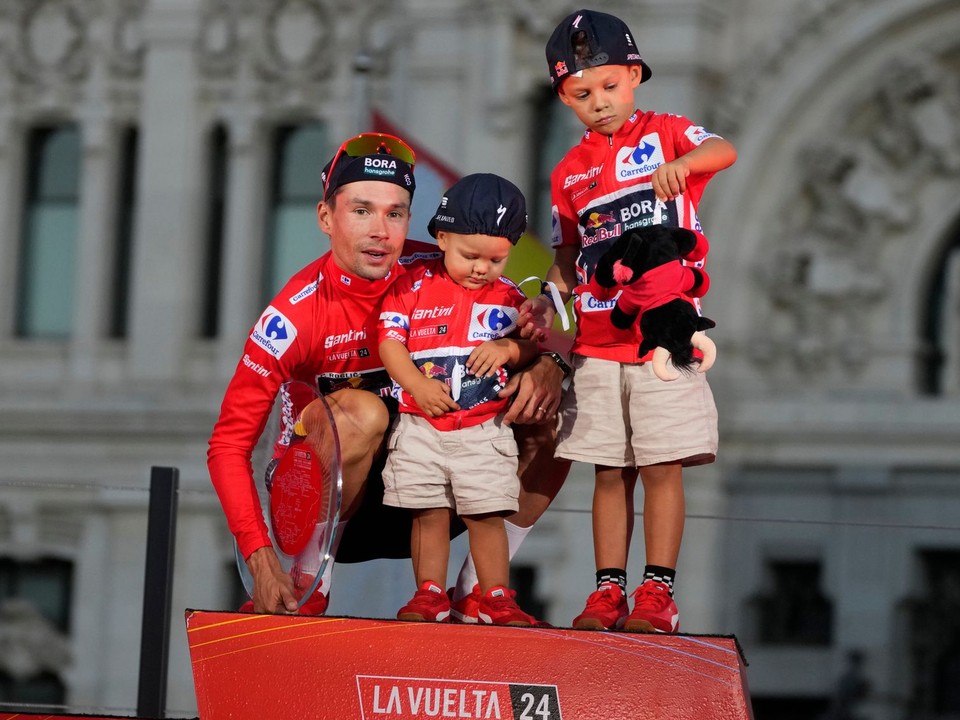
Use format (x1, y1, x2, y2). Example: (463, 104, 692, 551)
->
(137, 466, 179, 719)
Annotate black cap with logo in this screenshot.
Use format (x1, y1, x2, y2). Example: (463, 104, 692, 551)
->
(428, 173, 527, 245)
(545, 9, 652, 93)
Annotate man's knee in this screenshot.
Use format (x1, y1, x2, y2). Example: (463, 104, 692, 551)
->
(327, 390, 390, 453)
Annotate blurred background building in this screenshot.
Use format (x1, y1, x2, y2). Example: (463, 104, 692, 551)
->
(1, 0, 959, 717)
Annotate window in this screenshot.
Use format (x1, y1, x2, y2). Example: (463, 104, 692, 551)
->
(200, 123, 228, 339)
(920, 227, 960, 395)
(752, 559, 832, 645)
(110, 126, 139, 338)
(0, 557, 73, 706)
(264, 123, 327, 302)
(16, 126, 81, 338)
(905, 549, 960, 716)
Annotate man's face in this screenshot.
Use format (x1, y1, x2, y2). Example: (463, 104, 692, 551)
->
(558, 65, 642, 136)
(317, 180, 412, 280)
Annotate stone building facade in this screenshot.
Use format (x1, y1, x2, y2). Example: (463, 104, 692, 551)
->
(0, 0, 958, 717)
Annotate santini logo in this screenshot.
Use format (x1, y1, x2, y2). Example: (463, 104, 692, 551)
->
(250, 307, 297, 358)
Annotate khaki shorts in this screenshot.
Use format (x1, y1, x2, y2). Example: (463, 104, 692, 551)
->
(382, 413, 520, 516)
(555, 354, 718, 468)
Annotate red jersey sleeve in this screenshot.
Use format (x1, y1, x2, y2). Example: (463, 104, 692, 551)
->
(207, 295, 314, 560)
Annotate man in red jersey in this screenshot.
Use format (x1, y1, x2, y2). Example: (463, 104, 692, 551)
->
(208, 133, 570, 614)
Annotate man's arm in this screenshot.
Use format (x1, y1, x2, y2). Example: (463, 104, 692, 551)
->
(498, 352, 567, 425)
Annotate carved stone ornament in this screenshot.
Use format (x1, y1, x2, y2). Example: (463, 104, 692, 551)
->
(9, 0, 91, 84)
(751, 51, 960, 376)
(0, 598, 72, 681)
(196, 0, 239, 78)
(253, 0, 333, 83)
(108, 0, 145, 78)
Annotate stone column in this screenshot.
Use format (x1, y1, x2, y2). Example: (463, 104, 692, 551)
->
(217, 109, 268, 376)
(127, 1, 205, 389)
(0, 117, 25, 337)
(69, 112, 120, 389)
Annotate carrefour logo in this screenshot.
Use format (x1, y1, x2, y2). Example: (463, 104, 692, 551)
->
(379, 311, 409, 330)
(250, 306, 297, 358)
(578, 291, 621, 312)
(468, 303, 518, 341)
(616, 133, 665, 181)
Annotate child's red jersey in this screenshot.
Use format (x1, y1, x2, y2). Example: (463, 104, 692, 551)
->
(551, 109, 721, 363)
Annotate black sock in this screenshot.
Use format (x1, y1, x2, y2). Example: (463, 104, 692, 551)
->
(596, 568, 627, 592)
(643, 565, 676, 594)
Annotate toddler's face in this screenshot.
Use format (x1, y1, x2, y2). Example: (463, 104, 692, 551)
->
(437, 232, 514, 289)
(558, 65, 643, 135)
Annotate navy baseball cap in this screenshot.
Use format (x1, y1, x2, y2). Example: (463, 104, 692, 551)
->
(546, 9, 652, 92)
(428, 173, 527, 245)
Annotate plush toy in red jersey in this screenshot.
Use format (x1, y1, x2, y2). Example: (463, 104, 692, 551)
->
(593, 225, 716, 381)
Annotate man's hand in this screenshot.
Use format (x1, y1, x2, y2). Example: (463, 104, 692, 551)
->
(499, 354, 564, 425)
(246, 546, 298, 614)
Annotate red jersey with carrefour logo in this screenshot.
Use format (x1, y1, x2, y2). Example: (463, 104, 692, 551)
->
(378, 259, 528, 431)
(551, 109, 721, 363)
(208, 240, 441, 559)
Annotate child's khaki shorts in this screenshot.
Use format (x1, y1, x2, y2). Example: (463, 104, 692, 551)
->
(555, 354, 718, 468)
(383, 413, 520, 515)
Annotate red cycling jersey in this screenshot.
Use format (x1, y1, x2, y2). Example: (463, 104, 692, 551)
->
(551, 109, 721, 363)
(208, 240, 441, 559)
(378, 259, 529, 431)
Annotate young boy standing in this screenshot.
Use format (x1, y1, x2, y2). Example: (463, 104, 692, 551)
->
(379, 173, 540, 626)
(530, 9, 737, 632)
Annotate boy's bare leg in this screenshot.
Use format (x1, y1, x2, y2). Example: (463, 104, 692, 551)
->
(637, 461, 684, 569)
(324, 389, 390, 518)
(462, 513, 510, 592)
(411, 507, 453, 587)
(592, 465, 639, 571)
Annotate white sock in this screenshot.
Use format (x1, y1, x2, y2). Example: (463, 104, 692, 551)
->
(453, 520, 532, 601)
(319, 521, 346, 596)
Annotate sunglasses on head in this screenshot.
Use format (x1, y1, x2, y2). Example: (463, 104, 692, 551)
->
(323, 132, 417, 198)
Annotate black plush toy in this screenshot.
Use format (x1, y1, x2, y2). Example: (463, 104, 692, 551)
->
(593, 225, 716, 381)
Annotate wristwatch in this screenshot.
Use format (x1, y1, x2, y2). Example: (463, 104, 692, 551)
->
(539, 350, 572, 378)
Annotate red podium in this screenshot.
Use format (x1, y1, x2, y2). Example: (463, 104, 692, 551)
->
(186, 610, 753, 719)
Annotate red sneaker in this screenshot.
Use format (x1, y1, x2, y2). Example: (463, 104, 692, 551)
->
(572, 582, 628, 630)
(238, 581, 329, 615)
(477, 586, 536, 627)
(397, 581, 451, 622)
(624, 581, 680, 633)
(449, 584, 481, 624)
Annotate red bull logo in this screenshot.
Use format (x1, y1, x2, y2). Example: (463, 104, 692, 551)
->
(420, 362, 448, 378)
(582, 211, 623, 247)
(584, 211, 617, 230)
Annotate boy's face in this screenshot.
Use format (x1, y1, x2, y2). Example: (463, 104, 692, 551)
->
(436, 231, 513, 289)
(558, 65, 643, 135)
(317, 180, 411, 280)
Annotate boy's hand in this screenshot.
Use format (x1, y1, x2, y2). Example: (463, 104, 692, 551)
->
(516, 295, 555, 343)
(467, 340, 511, 378)
(652, 157, 690, 202)
(411, 377, 460, 418)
